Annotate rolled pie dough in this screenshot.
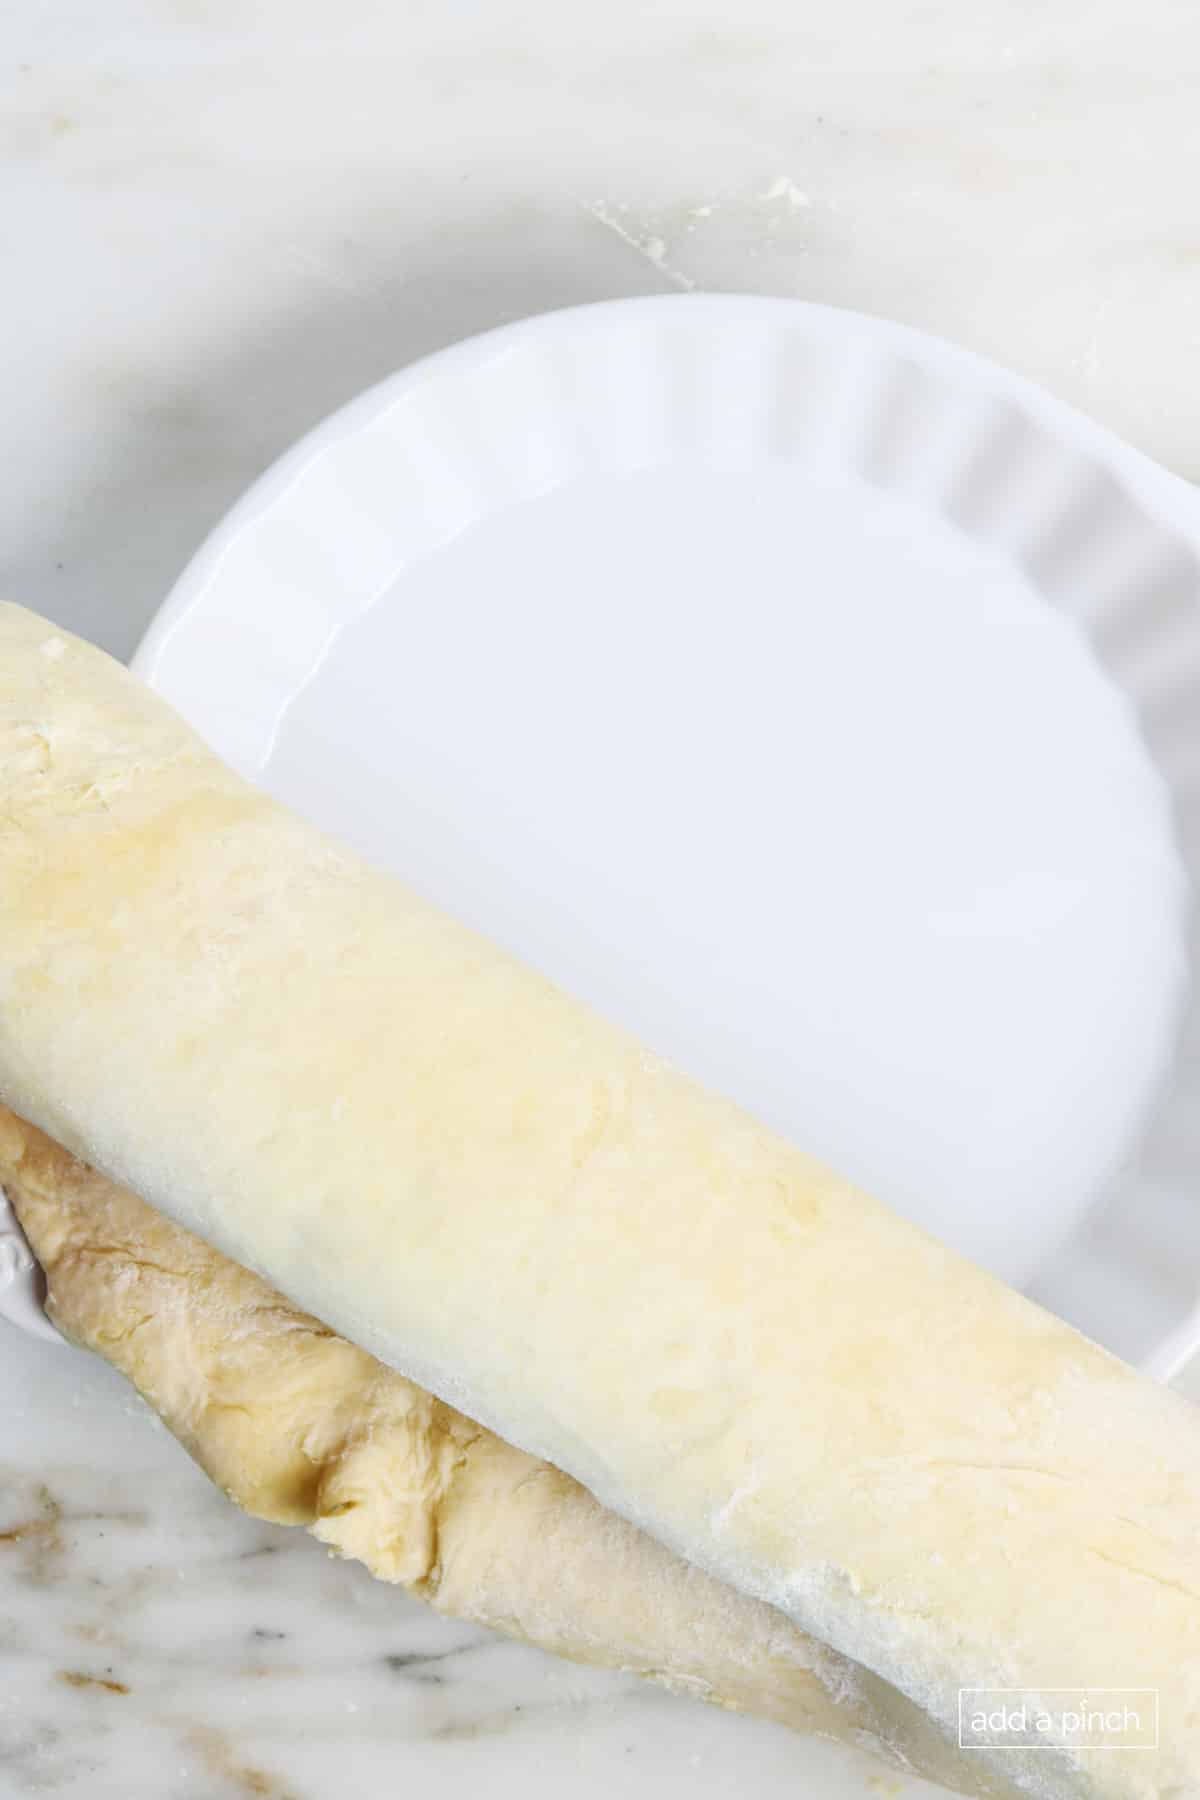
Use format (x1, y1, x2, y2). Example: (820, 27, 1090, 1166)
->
(1, 604, 1198, 1800)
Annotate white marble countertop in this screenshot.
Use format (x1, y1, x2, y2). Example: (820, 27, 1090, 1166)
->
(3, 3, 1200, 1796)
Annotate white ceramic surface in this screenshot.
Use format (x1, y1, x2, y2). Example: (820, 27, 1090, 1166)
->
(6, 293, 1198, 1370)
(128, 295, 1200, 1366)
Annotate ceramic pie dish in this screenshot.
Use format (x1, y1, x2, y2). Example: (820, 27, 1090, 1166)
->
(4, 295, 1198, 1379)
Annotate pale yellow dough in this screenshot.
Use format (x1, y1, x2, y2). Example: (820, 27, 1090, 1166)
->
(1, 604, 1198, 1800)
(1, 1106, 1010, 1798)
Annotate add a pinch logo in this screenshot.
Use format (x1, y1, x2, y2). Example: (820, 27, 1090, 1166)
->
(959, 1690, 1159, 1752)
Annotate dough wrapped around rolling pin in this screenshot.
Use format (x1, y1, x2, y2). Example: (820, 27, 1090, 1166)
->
(1, 1105, 1009, 1798)
(1, 603, 1198, 1800)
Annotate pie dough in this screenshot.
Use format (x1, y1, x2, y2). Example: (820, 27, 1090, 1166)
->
(2, 603, 1198, 1800)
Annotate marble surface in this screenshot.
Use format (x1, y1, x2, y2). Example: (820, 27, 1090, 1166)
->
(4, 2, 1200, 1795)
(3, 1334, 945, 1800)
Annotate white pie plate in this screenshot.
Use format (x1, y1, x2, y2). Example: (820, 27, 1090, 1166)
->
(4, 295, 1200, 1382)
